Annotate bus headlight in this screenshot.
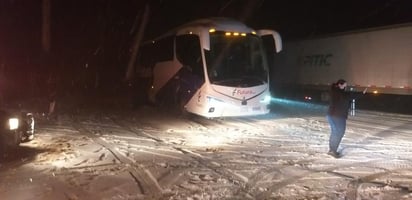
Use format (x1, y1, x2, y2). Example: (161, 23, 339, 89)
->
(260, 95, 271, 104)
(9, 118, 19, 130)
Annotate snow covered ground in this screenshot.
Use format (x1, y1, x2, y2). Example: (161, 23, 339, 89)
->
(1, 98, 412, 200)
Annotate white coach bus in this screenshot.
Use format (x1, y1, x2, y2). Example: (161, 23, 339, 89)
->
(135, 17, 282, 118)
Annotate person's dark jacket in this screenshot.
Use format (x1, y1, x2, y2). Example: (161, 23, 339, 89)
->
(327, 84, 354, 119)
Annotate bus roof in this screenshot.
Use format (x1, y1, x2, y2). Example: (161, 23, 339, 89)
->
(148, 17, 255, 42)
(178, 17, 254, 32)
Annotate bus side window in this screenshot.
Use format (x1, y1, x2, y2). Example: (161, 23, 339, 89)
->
(176, 34, 204, 79)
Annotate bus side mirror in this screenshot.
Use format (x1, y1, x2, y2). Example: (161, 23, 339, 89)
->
(257, 30, 282, 53)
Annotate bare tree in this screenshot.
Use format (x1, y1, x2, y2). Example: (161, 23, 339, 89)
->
(42, 0, 51, 53)
(125, 4, 150, 82)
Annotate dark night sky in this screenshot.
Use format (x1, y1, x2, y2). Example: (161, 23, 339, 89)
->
(2, 1, 411, 54)
(0, 0, 411, 94)
(2, 0, 411, 57)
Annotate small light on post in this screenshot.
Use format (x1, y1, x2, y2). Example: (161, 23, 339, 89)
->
(350, 99, 356, 116)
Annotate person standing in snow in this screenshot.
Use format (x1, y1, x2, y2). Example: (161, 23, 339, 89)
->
(327, 79, 367, 158)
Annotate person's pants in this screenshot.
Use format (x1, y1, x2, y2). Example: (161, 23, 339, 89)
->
(327, 115, 347, 152)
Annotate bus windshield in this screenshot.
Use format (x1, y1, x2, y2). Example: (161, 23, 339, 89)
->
(205, 32, 268, 87)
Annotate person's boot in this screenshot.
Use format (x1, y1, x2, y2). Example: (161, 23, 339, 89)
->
(327, 150, 342, 158)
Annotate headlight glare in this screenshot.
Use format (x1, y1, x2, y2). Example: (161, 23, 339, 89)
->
(9, 118, 19, 130)
(261, 95, 271, 103)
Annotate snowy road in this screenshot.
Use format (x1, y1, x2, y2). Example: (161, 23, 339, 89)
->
(1, 100, 412, 200)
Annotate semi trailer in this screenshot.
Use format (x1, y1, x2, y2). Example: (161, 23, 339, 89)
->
(271, 23, 412, 113)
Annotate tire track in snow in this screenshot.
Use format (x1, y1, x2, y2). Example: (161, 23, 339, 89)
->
(345, 168, 412, 199)
(72, 109, 412, 199)
(72, 119, 163, 198)
(110, 116, 259, 198)
(214, 111, 412, 199)
(254, 157, 412, 199)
